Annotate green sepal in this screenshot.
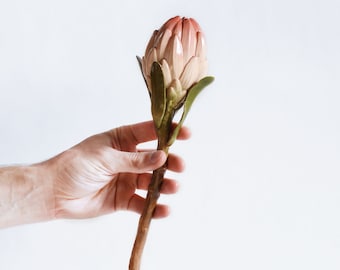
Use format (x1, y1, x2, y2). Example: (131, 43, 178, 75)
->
(167, 76, 214, 146)
(150, 61, 167, 128)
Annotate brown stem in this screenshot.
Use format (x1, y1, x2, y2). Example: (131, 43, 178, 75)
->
(128, 160, 167, 270)
(129, 143, 170, 270)
(129, 109, 173, 270)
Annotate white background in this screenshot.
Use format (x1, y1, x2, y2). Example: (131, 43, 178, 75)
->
(1, 0, 340, 269)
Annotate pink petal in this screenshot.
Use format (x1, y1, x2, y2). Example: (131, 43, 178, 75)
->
(164, 35, 184, 80)
(160, 16, 181, 33)
(156, 29, 172, 60)
(189, 18, 202, 32)
(144, 30, 158, 57)
(170, 78, 182, 93)
(173, 78, 186, 101)
(179, 56, 199, 90)
(173, 19, 183, 40)
(197, 59, 208, 80)
(181, 19, 197, 64)
(160, 59, 172, 88)
(145, 48, 158, 76)
(195, 32, 207, 59)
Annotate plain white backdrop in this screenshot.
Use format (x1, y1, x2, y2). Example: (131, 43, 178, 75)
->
(1, 0, 340, 269)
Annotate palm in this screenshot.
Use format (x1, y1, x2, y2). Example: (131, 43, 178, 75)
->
(52, 121, 189, 219)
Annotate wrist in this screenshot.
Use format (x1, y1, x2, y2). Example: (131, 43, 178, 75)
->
(30, 162, 56, 222)
(0, 163, 55, 228)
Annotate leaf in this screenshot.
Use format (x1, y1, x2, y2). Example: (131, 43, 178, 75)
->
(150, 61, 167, 128)
(167, 76, 214, 146)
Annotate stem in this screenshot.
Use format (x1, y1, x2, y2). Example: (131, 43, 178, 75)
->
(129, 145, 169, 270)
(129, 113, 172, 270)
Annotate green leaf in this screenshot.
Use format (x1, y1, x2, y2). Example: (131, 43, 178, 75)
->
(150, 61, 167, 128)
(168, 76, 214, 146)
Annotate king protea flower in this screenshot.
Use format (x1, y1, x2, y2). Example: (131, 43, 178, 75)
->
(137, 15, 213, 140)
(141, 16, 208, 104)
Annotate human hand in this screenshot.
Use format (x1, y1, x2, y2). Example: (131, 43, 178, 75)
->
(46, 121, 190, 220)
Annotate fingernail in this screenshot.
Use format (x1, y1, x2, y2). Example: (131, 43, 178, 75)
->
(150, 151, 163, 163)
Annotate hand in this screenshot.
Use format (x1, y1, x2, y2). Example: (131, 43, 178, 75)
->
(47, 121, 190, 219)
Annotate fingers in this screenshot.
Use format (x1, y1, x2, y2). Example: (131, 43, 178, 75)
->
(167, 153, 186, 172)
(127, 194, 172, 219)
(132, 150, 185, 172)
(109, 121, 191, 148)
(111, 150, 167, 174)
(115, 121, 158, 146)
(125, 172, 181, 219)
(136, 174, 180, 194)
(109, 148, 185, 174)
(171, 123, 191, 140)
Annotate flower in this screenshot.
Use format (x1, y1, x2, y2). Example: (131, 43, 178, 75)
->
(141, 16, 208, 104)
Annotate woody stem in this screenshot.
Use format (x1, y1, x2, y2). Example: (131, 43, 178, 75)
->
(129, 113, 173, 270)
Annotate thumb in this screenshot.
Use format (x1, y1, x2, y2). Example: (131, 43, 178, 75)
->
(113, 150, 167, 173)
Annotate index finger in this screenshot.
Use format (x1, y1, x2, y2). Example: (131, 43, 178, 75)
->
(113, 121, 191, 146)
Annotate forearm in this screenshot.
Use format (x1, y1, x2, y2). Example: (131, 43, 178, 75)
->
(0, 163, 55, 229)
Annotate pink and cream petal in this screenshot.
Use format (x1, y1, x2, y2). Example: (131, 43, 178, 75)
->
(190, 18, 202, 32)
(196, 59, 208, 82)
(144, 30, 158, 57)
(160, 59, 172, 88)
(156, 29, 172, 60)
(171, 78, 182, 94)
(145, 48, 158, 76)
(173, 20, 183, 40)
(162, 16, 181, 33)
(195, 32, 207, 59)
(182, 19, 197, 63)
(164, 35, 184, 80)
(179, 56, 200, 90)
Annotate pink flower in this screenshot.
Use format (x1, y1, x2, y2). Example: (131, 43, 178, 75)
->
(141, 16, 208, 103)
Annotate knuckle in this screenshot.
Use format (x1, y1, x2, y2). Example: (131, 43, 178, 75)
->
(129, 152, 143, 169)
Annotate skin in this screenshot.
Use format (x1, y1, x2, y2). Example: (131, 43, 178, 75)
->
(0, 121, 190, 229)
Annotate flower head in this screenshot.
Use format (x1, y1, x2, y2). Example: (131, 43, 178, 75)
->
(141, 16, 208, 104)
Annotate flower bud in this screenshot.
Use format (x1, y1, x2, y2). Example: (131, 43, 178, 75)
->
(141, 16, 208, 104)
